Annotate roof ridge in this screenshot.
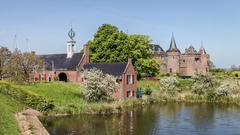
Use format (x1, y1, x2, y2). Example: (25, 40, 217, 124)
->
(87, 62, 128, 64)
(39, 52, 83, 56)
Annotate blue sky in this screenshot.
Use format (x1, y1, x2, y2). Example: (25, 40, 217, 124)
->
(0, 0, 239, 68)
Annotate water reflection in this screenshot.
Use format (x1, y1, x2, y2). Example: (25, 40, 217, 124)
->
(42, 103, 240, 135)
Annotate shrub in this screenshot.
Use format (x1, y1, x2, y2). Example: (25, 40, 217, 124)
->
(160, 77, 180, 96)
(216, 80, 240, 96)
(192, 73, 214, 95)
(0, 81, 54, 112)
(143, 85, 153, 96)
(83, 68, 117, 102)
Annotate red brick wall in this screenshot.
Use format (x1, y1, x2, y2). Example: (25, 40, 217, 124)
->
(121, 61, 137, 99)
(34, 71, 79, 83)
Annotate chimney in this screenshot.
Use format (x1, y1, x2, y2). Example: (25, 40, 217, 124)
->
(128, 58, 132, 64)
(84, 44, 90, 64)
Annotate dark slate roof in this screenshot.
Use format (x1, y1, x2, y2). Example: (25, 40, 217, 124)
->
(184, 45, 198, 55)
(83, 62, 128, 76)
(150, 44, 165, 52)
(166, 35, 180, 53)
(40, 53, 83, 70)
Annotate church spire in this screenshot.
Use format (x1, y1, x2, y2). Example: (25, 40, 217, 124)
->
(167, 33, 180, 53)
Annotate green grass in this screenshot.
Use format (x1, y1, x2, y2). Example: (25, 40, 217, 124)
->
(138, 78, 193, 92)
(17, 82, 146, 115)
(177, 78, 193, 91)
(0, 93, 24, 135)
(138, 80, 160, 91)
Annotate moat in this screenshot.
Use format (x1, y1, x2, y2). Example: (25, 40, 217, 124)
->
(41, 103, 240, 135)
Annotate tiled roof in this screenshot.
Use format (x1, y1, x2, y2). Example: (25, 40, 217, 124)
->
(83, 62, 128, 76)
(40, 53, 83, 70)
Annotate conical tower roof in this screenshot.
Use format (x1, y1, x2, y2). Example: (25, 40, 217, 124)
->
(199, 46, 207, 55)
(166, 34, 180, 53)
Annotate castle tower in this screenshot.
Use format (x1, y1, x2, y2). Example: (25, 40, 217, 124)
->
(166, 34, 181, 74)
(67, 28, 76, 58)
(199, 46, 210, 73)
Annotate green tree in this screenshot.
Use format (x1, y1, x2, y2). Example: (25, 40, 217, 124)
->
(135, 58, 160, 78)
(83, 68, 117, 102)
(89, 24, 128, 62)
(88, 24, 160, 78)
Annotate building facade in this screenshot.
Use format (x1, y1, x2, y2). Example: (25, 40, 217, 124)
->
(152, 35, 210, 77)
(34, 28, 137, 99)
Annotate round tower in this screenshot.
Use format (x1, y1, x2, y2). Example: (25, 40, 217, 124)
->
(166, 34, 181, 74)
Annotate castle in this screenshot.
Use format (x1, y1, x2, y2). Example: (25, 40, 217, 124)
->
(152, 35, 210, 77)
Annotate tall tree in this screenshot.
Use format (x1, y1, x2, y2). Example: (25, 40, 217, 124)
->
(0, 47, 11, 80)
(89, 24, 128, 62)
(89, 24, 160, 78)
(7, 50, 43, 83)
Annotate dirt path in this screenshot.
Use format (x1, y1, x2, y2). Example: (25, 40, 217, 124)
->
(15, 108, 49, 135)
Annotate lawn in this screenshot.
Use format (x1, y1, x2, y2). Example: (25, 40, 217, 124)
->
(0, 93, 24, 135)
(16, 82, 141, 115)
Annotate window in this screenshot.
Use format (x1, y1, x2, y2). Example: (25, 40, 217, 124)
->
(170, 68, 172, 73)
(127, 90, 131, 97)
(127, 75, 134, 84)
(195, 58, 200, 62)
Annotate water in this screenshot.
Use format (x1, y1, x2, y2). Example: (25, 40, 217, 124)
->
(42, 103, 240, 135)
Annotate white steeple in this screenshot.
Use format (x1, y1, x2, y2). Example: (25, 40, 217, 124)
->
(67, 27, 76, 58)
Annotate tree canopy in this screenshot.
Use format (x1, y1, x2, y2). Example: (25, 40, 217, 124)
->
(0, 47, 43, 83)
(88, 24, 160, 78)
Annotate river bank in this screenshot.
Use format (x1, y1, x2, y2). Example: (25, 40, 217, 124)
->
(1, 79, 240, 134)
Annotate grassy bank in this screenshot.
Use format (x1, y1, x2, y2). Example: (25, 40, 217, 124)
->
(138, 78, 240, 106)
(17, 82, 147, 115)
(0, 93, 24, 135)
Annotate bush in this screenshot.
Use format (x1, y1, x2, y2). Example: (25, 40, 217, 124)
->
(215, 80, 240, 96)
(83, 68, 117, 102)
(192, 73, 214, 95)
(160, 77, 180, 95)
(143, 85, 153, 96)
(0, 81, 54, 112)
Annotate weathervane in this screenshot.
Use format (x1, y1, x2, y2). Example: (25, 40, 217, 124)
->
(68, 28, 75, 40)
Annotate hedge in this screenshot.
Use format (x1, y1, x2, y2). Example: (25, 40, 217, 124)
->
(0, 81, 54, 112)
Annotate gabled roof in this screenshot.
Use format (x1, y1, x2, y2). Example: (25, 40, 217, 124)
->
(40, 53, 83, 70)
(83, 62, 128, 76)
(166, 35, 180, 53)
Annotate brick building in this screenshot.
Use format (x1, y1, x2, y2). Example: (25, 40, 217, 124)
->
(152, 35, 210, 77)
(34, 28, 137, 99)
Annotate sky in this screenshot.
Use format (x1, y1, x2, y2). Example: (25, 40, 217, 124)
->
(0, 0, 239, 68)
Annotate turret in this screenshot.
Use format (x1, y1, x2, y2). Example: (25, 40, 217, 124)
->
(166, 34, 181, 53)
(67, 28, 76, 58)
(166, 34, 181, 74)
